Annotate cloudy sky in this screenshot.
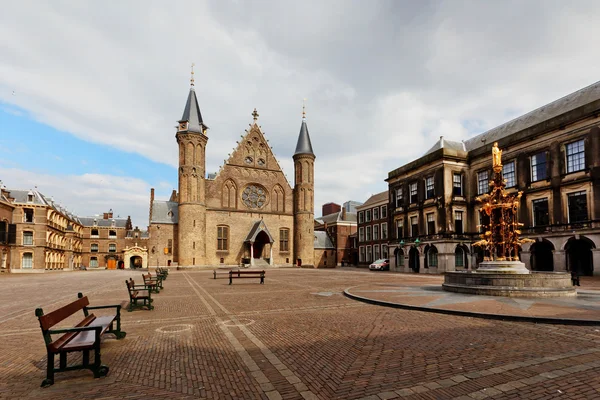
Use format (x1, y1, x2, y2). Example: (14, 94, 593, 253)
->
(1, 0, 599, 227)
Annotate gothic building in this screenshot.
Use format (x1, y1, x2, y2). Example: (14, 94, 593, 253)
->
(147, 80, 316, 268)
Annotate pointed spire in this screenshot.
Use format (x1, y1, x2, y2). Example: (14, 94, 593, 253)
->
(179, 65, 208, 134)
(294, 100, 314, 156)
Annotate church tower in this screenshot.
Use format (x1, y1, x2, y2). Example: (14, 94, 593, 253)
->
(293, 105, 315, 267)
(176, 66, 208, 266)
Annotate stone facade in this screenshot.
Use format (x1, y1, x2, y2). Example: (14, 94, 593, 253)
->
(386, 81, 600, 276)
(147, 86, 316, 268)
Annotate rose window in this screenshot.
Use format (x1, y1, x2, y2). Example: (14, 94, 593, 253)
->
(242, 185, 267, 209)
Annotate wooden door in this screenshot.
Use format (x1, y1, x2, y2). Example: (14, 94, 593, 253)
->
(107, 259, 116, 270)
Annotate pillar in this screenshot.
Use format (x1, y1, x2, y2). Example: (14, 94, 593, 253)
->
(553, 250, 566, 272)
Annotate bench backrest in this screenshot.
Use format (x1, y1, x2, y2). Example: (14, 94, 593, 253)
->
(126, 279, 135, 294)
(229, 270, 265, 276)
(36, 296, 89, 331)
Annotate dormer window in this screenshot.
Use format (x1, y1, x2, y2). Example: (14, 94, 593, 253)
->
(27, 194, 34, 202)
(91, 229, 99, 238)
(179, 122, 188, 131)
(111, 219, 116, 227)
(93, 218, 98, 227)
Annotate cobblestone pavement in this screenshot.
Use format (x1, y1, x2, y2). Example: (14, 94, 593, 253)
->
(346, 279, 600, 322)
(1, 268, 599, 399)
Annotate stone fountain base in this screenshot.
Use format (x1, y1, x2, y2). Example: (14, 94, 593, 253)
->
(443, 261, 576, 297)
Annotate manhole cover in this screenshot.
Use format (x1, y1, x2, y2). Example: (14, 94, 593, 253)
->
(221, 318, 255, 327)
(156, 324, 194, 333)
(311, 292, 337, 297)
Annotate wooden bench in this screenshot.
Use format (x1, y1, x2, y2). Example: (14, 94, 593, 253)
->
(229, 270, 265, 285)
(126, 279, 154, 311)
(214, 268, 238, 279)
(35, 293, 126, 387)
(142, 273, 162, 293)
(156, 267, 168, 280)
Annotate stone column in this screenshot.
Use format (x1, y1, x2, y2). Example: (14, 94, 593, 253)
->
(419, 253, 425, 274)
(553, 250, 566, 272)
(521, 250, 532, 271)
(250, 244, 254, 266)
(592, 249, 600, 276)
(269, 244, 273, 266)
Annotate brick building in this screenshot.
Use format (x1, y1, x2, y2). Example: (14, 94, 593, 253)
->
(387, 81, 600, 276)
(314, 204, 358, 266)
(356, 191, 389, 266)
(147, 78, 317, 268)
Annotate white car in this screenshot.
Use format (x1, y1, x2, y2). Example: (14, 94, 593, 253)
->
(369, 259, 390, 271)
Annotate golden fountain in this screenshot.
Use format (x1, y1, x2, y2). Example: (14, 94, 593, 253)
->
(442, 143, 575, 297)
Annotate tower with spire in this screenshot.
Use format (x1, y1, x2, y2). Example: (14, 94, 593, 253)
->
(293, 101, 316, 267)
(176, 64, 209, 266)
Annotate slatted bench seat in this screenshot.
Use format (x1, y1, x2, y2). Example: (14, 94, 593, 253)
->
(35, 293, 126, 387)
(126, 279, 154, 311)
(229, 270, 265, 285)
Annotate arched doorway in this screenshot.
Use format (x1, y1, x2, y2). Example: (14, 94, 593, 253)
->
(565, 236, 595, 276)
(395, 248, 404, 268)
(409, 247, 420, 273)
(253, 231, 271, 259)
(130, 256, 143, 269)
(530, 240, 554, 271)
(455, 245, 468, 269)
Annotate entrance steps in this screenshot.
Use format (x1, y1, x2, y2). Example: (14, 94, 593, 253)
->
(252, 258, 270, 268)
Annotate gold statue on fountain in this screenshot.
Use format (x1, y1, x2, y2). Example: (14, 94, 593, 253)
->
(474, 142, 533, 263)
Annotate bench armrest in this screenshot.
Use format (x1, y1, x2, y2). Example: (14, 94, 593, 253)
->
(86, 304, 122, 310)
(49, 325, 102, 335)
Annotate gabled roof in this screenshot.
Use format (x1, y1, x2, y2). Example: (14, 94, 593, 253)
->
(314, 231, 334, 249)
(423, 137, 466, 156)
(294, 119, 314, 156)
(356, 191, 388, 209)
(180, 88, 207, 134)
(245, 220, 274, 243)
(150, 201, 178, 224)
(464, 80, 600, 151)
(9, 189, 47, 205)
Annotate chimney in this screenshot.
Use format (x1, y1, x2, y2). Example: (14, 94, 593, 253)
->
(440, 136, 444, 148)
(149, 188, 155, 225)
(169, 190, 178, 202)
(103, 213, 108, 219)
(341, 207, 347, 220)
(108, 208, 113, 218)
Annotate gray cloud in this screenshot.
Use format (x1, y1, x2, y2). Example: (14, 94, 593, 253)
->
(1, 0, 599, 224)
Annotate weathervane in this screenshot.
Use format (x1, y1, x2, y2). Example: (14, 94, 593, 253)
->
(302, 98, 306, 119)
(190, 63, 195, 87)
(252, 108, 259, 122)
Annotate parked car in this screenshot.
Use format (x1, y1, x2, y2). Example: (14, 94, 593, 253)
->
(369, 259, 389, 271)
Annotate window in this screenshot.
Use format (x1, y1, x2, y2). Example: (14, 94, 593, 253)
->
(503, 161, 516, 188)
(373, 225, 379, 240)
(381, 222, 388, 240)
(366, 246, 372, 263)
(396, 188, 403, 207)
(427, 247, 438, 268)
(359, 246, 365, 263)
(109, 243, 116, 253)
(90, 257, 98, 268)
(568, 191, 588, 223)
(358, 211, 364, 224)
(566, 139, 585, 173)
(425, 177, 434, 199)
(374, 245, 380, 260)
(373, 207, 379, 221)
(396, 220, 403, 239)
(23, 231, 33, 245)
(531, 152, 547, 182)
(359, 227, 364, 242)
(168, 239, 173, 254)
(217, 226, 229, 251)
(109, 230, 117, 238)
(366, 210, 371, 222)
(410, 216, 418, 237)
(397, 249, 404, 267)
(455, 247, 465, 268)
(381, 205, 387, 219)
(279, 229, 289, 252)
(366, 226, 372, 241)
(22, 252, 33, 268)
(24, 208, 34, 223)
(477, 171, 489, 195)
(453, 173, 462, 196)
(426, 213, 435, 235)
(91, 229, 99, 238)
(91, 243, 98, 252)
(27, 194, 34, 202)
(409, 183, 418, 203)
(382, 245, 388, 259)
(532, 198, 549, 226)
(454, 211, 463, 234)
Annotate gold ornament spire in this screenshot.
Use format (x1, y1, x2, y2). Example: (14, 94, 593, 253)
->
(492, 142, 502, 171)
(302, 98, 306, 119)
(190, 63, 195, 87)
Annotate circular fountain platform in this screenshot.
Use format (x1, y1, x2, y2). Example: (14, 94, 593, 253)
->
(443, 271, 576, 298)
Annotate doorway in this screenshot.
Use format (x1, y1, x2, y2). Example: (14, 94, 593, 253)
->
(409, 247, 420, 273)
(566, 237, 594, 276)
(530, 240, 554, 271)
(130, 256, 143, 269)
(252, 231, 271, 259)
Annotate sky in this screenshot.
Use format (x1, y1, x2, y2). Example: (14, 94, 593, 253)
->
(1, 0, 600, 227)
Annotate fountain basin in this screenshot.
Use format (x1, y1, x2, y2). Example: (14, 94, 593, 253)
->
(443, 271, 576, 297)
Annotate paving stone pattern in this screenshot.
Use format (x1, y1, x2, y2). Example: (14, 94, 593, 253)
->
(0, 269, 599, 399)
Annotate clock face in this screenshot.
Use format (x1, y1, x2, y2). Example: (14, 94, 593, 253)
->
(245, 156, 253, 164)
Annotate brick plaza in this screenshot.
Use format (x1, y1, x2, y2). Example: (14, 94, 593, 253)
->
(1, 269, 599, 399)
